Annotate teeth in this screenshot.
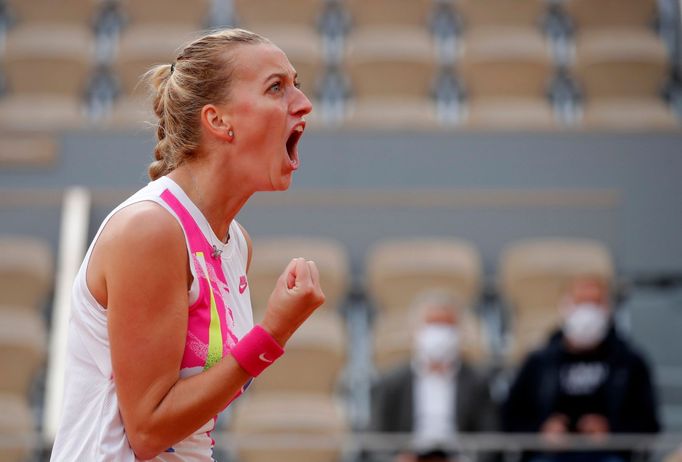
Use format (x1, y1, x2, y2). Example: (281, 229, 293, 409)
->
(294, 126, 303, 133)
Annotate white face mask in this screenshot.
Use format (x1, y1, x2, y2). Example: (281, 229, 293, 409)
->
(562, 302, 610, 350)
(414, 324, 459, 366)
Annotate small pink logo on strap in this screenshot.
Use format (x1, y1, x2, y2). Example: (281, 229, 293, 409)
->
(239, 275, 248, 294)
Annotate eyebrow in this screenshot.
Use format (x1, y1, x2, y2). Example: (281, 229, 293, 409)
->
(264, 71, 299, 84)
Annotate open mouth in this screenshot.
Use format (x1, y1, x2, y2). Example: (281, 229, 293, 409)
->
(285, 123, 305, 169)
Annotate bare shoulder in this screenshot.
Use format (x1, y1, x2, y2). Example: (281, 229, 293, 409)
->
(101, 201, 184, 254)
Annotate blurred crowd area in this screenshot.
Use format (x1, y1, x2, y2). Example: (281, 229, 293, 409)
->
(1, 1, 682, 462)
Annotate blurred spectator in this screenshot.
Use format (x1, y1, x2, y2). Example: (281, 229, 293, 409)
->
(370, 290, 499, 462)
(502, 276, 660, 462)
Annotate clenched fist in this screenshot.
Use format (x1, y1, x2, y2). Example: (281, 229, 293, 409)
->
(260, 257, 325, 346)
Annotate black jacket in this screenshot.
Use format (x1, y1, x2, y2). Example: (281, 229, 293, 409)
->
(502, 327, 660, 435)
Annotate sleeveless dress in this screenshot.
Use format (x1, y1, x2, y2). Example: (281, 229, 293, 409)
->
(51, 176, 254, 461)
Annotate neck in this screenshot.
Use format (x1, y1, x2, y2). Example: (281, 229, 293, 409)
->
(168, 161, 253, 240)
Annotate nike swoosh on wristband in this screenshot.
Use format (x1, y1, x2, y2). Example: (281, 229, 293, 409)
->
(259, 353, 273, 363)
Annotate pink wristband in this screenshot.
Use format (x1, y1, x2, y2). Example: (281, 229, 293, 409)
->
(231, 325, 285, 377)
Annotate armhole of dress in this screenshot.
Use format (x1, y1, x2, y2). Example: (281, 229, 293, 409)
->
(232, 221, 249, 271)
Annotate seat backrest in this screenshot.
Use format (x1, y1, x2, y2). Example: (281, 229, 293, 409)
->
(247, 237, 350, 316)
(564, 0, 659, 30)
(456, 0, 547, 29)
(0, 236, 53, 310)
(346, 0, 433, 29)
(366, 237, 482, 315)
(0, 308, 46, 396)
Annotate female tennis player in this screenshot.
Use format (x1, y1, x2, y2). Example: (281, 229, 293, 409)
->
(50, 28, 323, 461)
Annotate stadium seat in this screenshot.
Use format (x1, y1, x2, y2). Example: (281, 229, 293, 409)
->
(345, 27, 437, 100)
(459, 28, 553, 99)
(498, 238, 614, 362)
(230, 392, 348, 462)
(247, 312, 346, 395)
(234, 0, 324, 28)
(366, 237, 482, 315)
(118, 0, 210, 27)
(573, 29, 669, 99)
(346, 0, 433, 29)
(3, 23, 92, 97)
(246, 237, 349, 317)
(367, 237, 487, 369)
(0, 393, 34, 462)
(5, 0, 96, 25)
(582, 98, 680, 130)
(456, 0, 547, 29)
(0, 308, 46, 396)
(564, 0, 659, 30)
(0, 236, 53, 310)
(113, 25, 199, 97)
(0, 133, 58, 168)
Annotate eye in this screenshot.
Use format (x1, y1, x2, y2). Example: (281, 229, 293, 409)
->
(268, 81, 282, 94)
(294, 80, 301, 90)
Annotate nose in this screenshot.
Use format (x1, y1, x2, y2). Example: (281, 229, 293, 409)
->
(290, 86, 313, 118)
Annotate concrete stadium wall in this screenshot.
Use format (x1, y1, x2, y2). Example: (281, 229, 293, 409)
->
(1, 129, 681, 280)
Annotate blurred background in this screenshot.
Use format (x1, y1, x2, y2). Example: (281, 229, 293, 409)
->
(0, 0, 681, 461)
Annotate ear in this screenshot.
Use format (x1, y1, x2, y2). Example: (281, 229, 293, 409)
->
(200, 104, 234, 142)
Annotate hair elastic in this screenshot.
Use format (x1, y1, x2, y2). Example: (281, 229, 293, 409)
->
(231, 325, 284, 377)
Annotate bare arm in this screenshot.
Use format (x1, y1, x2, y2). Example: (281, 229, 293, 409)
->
(101, 203, 251, 459)
(97, 203, 324, 459)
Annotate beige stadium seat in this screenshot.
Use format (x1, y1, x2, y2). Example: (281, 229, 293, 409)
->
(456, 0, 547, 29)
(234, 0, 324, 28)
(247, 237, 349, 316)
(366, 237, 482, 315)
(459, 28, 553, 99)
(346, 0, 433, 28)
(247, 25, 324, 97)
(230, 392, 347, 462)
(582, 98, 680, 131)
(3, 23, 92, 97)
(345, 27, 437, 100)
(466, 97, 556, 130)
(0, 308, 47, 396)
(5, 0, 97, 25)
(499, 238, 614, 362)
(0, 393, 35, 462)
(248, 312, 346, 395)
(113, 25, 200, 97)
(344, 97, 440, 130)
(0, 133, 58, 168)
(119, 0, 210, 27)
(0, 237, 53, 310)
(564, 0, 659, 30)
(574, 29, 669, 100)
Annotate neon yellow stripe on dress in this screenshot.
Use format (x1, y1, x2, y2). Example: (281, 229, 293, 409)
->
(196, 252, 223, 370)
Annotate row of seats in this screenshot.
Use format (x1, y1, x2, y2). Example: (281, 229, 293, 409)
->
(0, 236, 53, 462)
(0, 0, 677, 131)
(225, 235, 615, 462)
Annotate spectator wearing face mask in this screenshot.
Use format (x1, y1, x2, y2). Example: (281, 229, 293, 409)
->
(502, 276, 660, 462)
(369, 291, 499, 462)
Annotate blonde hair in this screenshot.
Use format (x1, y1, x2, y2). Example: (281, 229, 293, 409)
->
(144, 28, 270, 180)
